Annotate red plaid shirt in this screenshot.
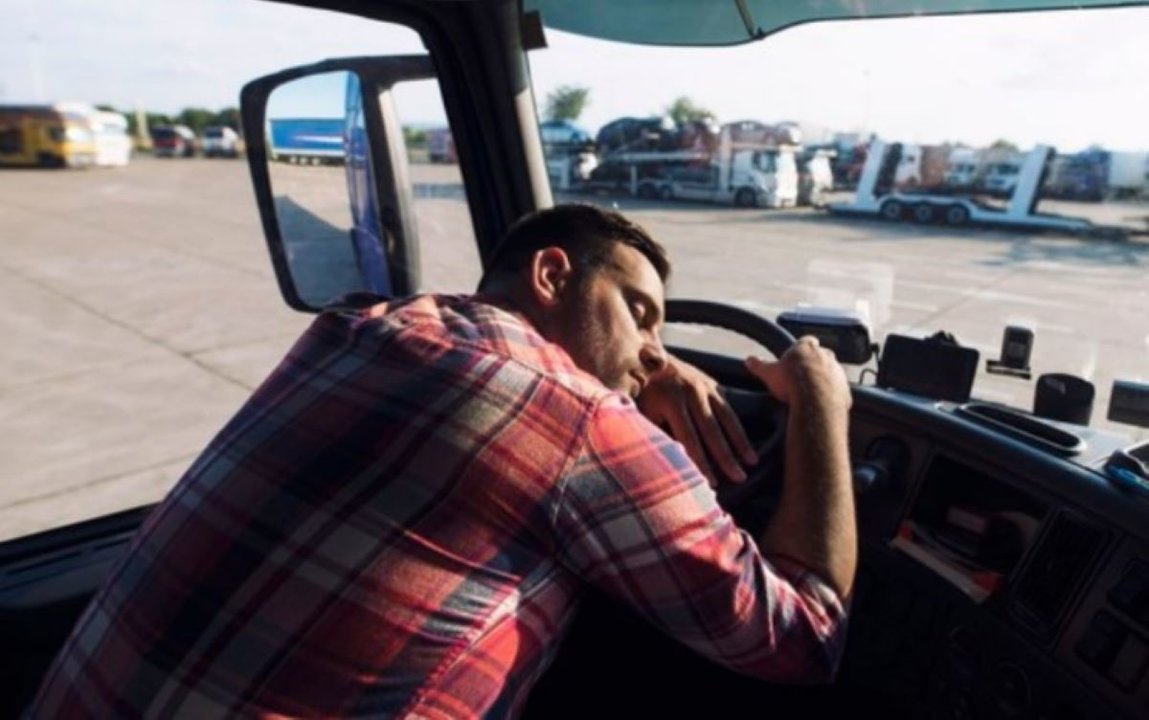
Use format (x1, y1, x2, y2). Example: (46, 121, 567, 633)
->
(31, 295, 846, 719)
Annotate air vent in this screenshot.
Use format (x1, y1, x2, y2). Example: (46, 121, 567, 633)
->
(1013, 512, 1108, 639)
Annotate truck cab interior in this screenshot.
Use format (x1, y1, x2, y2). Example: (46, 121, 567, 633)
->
(3, 1, 1149, 718)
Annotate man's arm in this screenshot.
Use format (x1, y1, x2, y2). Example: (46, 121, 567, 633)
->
(636, 344, 856, 598)
(746, 338, 856, 599)
(550, 392, 848, 683)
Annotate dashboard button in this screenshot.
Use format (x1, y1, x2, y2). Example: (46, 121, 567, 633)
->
(1108, 634, 1149, 691)
(1075, 610, 1125, 671)
(1108, 560, 1149, 624)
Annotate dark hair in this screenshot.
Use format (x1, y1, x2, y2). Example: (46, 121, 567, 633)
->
(478, 204, 670, 289)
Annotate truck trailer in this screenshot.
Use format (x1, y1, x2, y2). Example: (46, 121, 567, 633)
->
(829, 139, 1092, 233)
(268, 117, 345, 165)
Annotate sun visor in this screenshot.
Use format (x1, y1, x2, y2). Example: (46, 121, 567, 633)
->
(523, 0, 1145, 46)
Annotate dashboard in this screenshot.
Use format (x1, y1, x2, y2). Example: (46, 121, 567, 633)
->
(846, 385, 1149, 719)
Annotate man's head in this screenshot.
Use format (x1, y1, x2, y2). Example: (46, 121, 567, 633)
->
(479, 204, 671, 397)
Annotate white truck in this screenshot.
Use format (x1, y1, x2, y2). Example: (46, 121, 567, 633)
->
(1107, 151, 1149, 198)
(829, 139, 1092, 232)
(598, 123, 799, 208)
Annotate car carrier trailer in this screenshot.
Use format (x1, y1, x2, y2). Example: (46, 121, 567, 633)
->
(828, 140, 1093, 233)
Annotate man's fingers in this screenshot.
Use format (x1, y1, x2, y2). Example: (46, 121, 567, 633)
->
(714, 395, 758, 467)
(684, 387, 747, 483)
(665, 399, 718, 487)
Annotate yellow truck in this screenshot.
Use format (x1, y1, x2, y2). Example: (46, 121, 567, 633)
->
(0, 104, 98, 168)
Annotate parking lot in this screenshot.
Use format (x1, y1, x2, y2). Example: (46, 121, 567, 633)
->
(1, 157, 1146, 541)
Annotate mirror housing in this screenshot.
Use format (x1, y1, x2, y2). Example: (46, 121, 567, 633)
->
(240, 55, 435, 312)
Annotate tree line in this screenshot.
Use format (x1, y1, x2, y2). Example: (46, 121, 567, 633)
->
(543, 86, 715, 126)
(95, 105, 241, 137)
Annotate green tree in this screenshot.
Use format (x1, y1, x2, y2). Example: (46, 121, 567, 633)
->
(544, 85, 590, 122)
(665, 96, 714, 125)
(176, 107, 215, 134)
(403, 125, 428, 146)
(989, 139, 1019, 152)
(211, 107, 240, 130)
(145, 113, 173, 131)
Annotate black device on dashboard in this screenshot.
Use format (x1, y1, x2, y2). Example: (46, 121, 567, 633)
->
(1108, 380, 1149, 429)
(1033, 373, 1094, 425)
(775, 307, 874, 364)
(877, 333, 980, 402)
(987, 326, 1034, 379)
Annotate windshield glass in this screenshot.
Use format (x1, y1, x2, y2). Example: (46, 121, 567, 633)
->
(527, 8, 1148, 439)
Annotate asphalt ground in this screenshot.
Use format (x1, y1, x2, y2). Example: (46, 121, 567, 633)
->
(1, 156, 1146, 541)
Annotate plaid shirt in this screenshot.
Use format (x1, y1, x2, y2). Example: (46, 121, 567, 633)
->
(31, 295, 846, 719)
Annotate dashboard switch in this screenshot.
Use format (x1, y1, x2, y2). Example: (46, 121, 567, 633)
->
(1107, 638, 1149, 693)
(1108, 634, 1149, 691)
(1075, 610, 1126, 671)
(1108, 560, 1149, 625)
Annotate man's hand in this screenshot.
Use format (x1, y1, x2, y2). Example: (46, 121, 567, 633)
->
(637, 356, 758, 486)
(745, 337, 851, 418)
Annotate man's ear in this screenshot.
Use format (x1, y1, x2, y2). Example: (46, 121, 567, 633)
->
(529, 247, 575, 308)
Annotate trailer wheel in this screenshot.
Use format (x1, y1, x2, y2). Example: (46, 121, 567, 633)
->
(911, 203, 936, 224)
(943, 204, 970, 226)
(735, 187, 757, 208)
(637, 183, 657, 199)
(879, 199, 905, 221)
(658, 184, 673, 201)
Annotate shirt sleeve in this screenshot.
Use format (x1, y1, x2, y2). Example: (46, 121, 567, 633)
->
(548, 393, 848, 684)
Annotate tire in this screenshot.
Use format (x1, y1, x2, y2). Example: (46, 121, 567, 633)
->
(944, 204, 971, 226)
(911, 203, 935, 224)
(734, 187, 757, 208)
(879, 199, 904, 221)
(637, 183, 656, 199)
(657, 184, 673, 201)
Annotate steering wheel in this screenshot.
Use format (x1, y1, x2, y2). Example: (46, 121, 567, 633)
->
(664, 299, 795, 510)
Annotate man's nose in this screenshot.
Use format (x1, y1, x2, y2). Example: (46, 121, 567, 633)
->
(639, 338, 668, 375)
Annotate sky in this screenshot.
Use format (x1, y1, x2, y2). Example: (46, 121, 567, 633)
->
(2, 0, 1147, 152)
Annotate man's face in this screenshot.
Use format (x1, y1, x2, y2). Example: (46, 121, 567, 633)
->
(554, 244, 667, 397)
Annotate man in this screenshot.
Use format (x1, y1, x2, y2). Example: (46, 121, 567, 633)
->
(29, 204, 855, 718)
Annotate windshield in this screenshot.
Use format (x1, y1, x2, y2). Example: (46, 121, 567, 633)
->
(527, 8, 1148, 439)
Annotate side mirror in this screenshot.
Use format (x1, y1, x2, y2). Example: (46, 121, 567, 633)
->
(240, 56, 434, 312)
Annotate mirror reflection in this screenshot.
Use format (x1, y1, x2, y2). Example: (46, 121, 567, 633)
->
(267, 70, 390, 307)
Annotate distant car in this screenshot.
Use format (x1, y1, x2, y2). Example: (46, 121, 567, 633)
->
(539, 120, 592, 147)
(595, 116, 678, 155)
(151, 125, 197, 158)
(201, 126, 240, 158)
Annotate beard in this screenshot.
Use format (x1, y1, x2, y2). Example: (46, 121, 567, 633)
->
(554, 279, 630, 392)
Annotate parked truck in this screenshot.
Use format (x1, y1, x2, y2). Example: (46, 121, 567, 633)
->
(1041, 149, 1148, 201)
(582, 120, 800, 208)
(268, 117, 345, 165)
(0, 104, 98, 168)
(1106, 151, 1149, 198)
